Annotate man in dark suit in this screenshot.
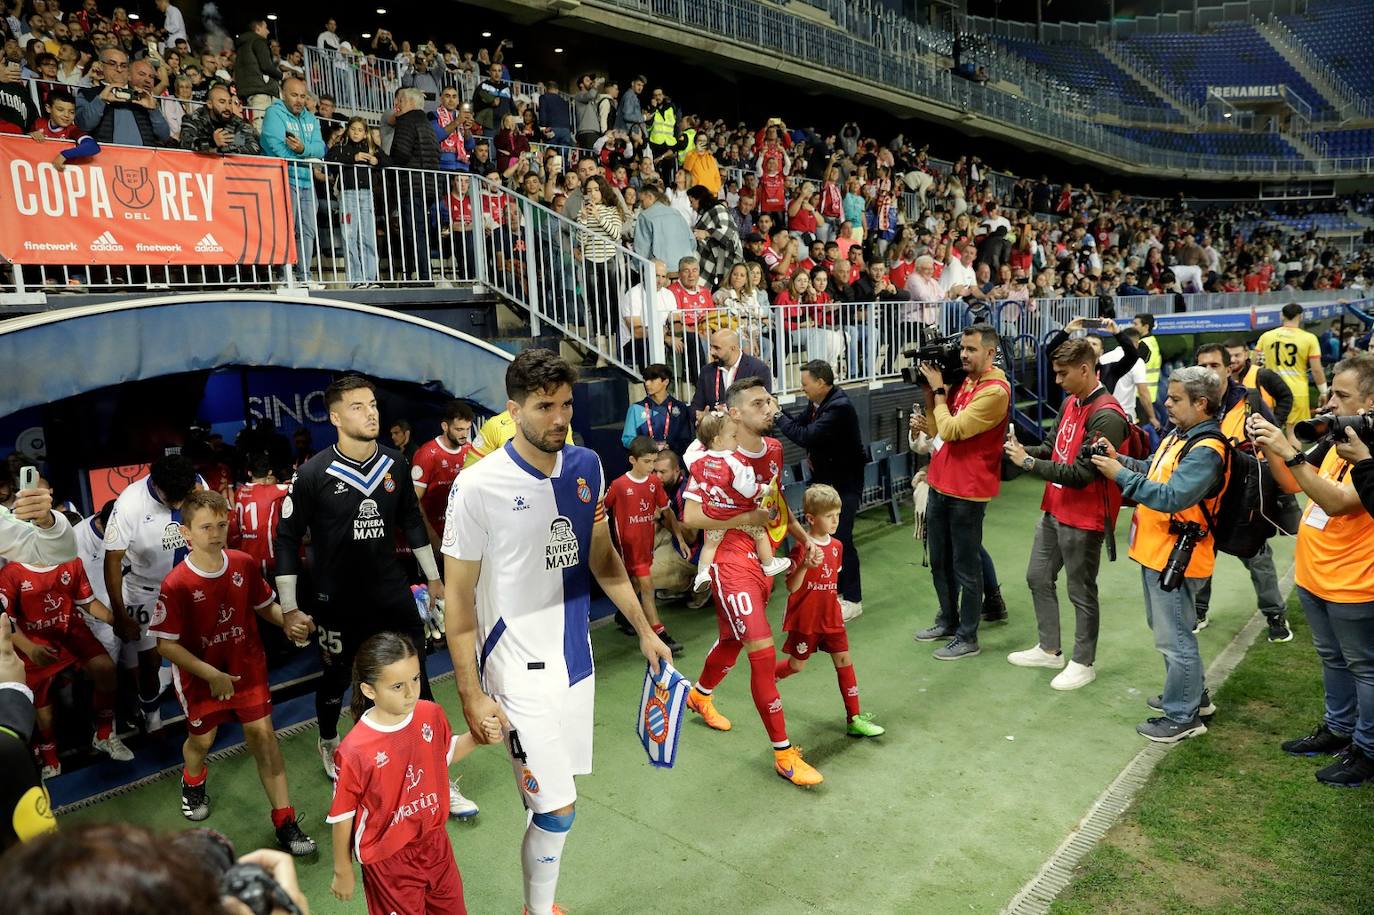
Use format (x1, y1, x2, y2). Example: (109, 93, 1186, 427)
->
(690, 328, 772, 414)
(773, 360, 867, 619)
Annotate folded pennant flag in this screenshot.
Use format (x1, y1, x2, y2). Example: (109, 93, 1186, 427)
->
(637, 658, 690, 769)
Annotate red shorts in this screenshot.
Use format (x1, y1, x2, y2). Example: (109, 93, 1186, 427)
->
(362, 826, 466, 915)
(185, 701, 272, 736)
(782, 630, 849, 660)
(26, 625, 109, 707)
(708, 549, 775, 643)
(622, 545, 654, 579)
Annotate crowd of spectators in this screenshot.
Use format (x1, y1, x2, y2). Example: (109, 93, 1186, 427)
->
(1, 2, 1371, 311)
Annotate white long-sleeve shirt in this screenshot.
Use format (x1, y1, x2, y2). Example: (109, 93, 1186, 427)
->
(0, 507, 77, 567)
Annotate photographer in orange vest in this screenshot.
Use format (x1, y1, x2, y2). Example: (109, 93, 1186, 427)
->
(1248, 352, 1374, 787)
(1091, 366, 1227, 744)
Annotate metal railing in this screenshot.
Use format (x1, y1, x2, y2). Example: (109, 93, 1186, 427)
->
(302, 46, 404, 118)
(1264, 15, 1374, 121)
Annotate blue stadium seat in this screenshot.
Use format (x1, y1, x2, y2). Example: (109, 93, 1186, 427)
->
(1280, 0, 1374, 98)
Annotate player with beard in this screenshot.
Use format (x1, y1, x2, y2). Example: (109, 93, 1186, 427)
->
(274, 377, 476, 821)
(442, 349, 672, 915)
(683, 377, 826, 786)
(411, 400, 475, 556)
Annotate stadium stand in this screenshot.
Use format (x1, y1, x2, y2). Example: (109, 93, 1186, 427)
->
(1277, 0, 1374, 99)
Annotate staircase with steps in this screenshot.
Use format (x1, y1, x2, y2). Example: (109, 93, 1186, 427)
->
(1099, 42, 1202, 125)
(1255, 17, 1370, 122)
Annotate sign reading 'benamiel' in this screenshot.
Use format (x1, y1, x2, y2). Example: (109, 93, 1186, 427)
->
(1206, 85, 1285, 101)
(0, 135, 297, 266)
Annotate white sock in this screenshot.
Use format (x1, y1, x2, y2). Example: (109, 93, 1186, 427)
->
(522, 821, 569, 914)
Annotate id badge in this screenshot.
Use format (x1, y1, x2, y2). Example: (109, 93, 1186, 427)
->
(1303, 503, 1330, 531)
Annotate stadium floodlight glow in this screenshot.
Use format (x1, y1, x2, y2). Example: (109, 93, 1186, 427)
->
(266, 14, 278, 20)
(1223, 112, 1233, 118)
(482, 31, 492, 37)
(377, 7, 387, 13)
(361, 32, 372, 38)
(513, 62, 523, 68)
(554, 47, 564, 53)
(128, 12, 139, 18)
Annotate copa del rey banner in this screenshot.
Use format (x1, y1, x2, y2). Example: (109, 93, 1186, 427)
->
(0, 135, 297, 266)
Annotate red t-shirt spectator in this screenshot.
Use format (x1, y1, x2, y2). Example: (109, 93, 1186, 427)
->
(758, 174, 786, 214)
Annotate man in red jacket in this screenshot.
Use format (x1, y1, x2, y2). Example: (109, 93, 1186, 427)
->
(1004, 338, 1130, 690)
(913, 324, 1010, 660)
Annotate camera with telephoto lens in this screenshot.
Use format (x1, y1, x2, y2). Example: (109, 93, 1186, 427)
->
(901, 326, 965, 388)
(1079, 432, 1111, 460)
(109, 86, 135, 102)
(1159, 519, 1206, 592)
(1293, 411, 1374, 445)
(175, 829, 304, 915)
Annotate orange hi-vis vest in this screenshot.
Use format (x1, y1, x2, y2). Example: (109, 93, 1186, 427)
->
(1295, 447, 1374, 603)
(1128, 427, 1228, 576)
(1243, 365, 1275, 410)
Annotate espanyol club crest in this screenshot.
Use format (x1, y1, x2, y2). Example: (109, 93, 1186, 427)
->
(383, 473, 396, 493)
(576, 477, 592, 503)
(521, 767, 540, 794)
(642, 685, 671, 746)
(421, 723, 434, 743)
(231, 571, 244, 588)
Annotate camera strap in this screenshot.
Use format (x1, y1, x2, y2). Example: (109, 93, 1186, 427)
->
(1169, 430, 1231, 536)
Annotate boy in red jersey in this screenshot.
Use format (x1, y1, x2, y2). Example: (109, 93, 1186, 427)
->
(329, 631, 500, 915)
(0, 558, 129, 776)
(150, 490, 317, 854)
(230, 454, 290, 579)
(774, 485, 884, 737)
(411, 400, 475, 555)
(605, 436, 689, 656)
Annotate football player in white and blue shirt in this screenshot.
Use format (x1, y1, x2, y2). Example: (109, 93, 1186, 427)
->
(103, 456, 204, 730)
(443, 349, 672, 915)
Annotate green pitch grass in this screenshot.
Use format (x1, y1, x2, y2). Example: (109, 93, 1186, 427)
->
(1050, 593, 1374, 915)
(61, 476, 1297, 914)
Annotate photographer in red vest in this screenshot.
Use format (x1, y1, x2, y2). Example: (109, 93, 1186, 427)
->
(913, 324, 1010, 661)
(1004, 338, 1130, 691)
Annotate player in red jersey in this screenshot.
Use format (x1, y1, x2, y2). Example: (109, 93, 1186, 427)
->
(230, 454, 290, 579)
(682, 377, 827, 787)
(329, 632, 500, 915)
(605, 436, 690, 656)
(411, 400, 475, 555)
(149, 491, 317, 855)
(774, 485, 884, 738)
(686, 410, 792, 598)
(0, 558, 129, 776)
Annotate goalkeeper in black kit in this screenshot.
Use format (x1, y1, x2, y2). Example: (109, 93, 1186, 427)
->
(275, 376, 444, 780)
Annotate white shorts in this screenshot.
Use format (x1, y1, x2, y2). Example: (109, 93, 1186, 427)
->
(496, 675, 594, 814)
(80, 611, 121, 661)
(117, 593, 158, 667)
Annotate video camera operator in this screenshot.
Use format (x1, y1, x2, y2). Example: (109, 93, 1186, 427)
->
(1003, 339, 1129, 691)
(912, 323, 1010, 661)
(1091, 366, 1227, 744)
(1193, 344, 1290, 641)
(1248, 351, 1374, 787)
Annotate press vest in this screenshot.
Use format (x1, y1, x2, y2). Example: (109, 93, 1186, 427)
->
(1295, 447, 1374, 603)
(1242, 365, 1276, 410)
(927, 373, 1010, 502)
(1041, 390, 1125, 533)
(1141, 334, 1162, 389)
(1127, 427, 1228, 576)
(649, 106, 677, 147)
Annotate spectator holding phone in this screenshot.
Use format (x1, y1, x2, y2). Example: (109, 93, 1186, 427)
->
(75, 46, 168, 146)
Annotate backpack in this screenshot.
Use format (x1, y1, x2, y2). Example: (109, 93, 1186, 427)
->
(1174, 431, 1293, 559)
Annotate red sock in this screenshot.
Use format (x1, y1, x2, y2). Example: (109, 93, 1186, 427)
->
(696, 639, 742, 693)
(271, 806, 297, 829)
(94, 689, 116, 740)
(652, 623, 666, 635)
(836, 664, 861, 720)
(747, 647, 789, 747)
(774, 657, 796, 681)
(182, 766, 208, 786)
(36, 723, 57, 768)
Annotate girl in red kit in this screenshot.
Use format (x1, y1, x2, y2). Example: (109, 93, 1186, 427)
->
(329, 632, 501, 915)
(775, 485, 885, 738)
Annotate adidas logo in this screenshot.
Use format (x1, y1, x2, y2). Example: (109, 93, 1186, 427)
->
(194, 232, 224, 253)
(90, 230, 123, 252)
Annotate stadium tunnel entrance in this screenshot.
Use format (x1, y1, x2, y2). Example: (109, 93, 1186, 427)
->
(0, 294, 515, 512)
